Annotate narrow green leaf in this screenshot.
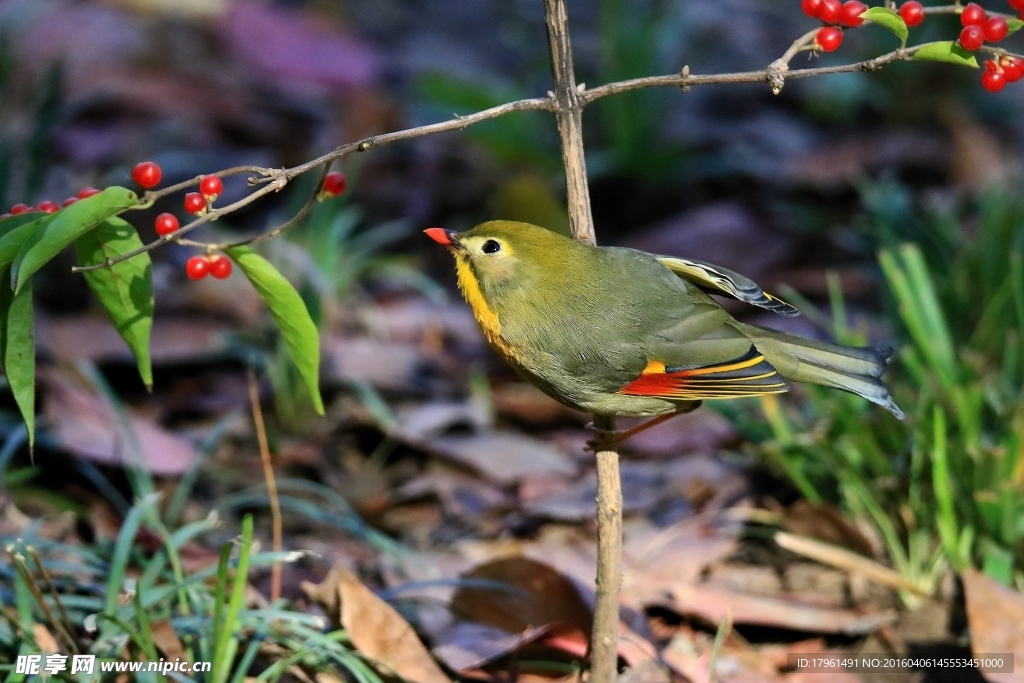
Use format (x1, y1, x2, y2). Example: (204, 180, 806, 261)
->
(911, 41, 980, 68)
(12, 186, 138, 294)
(225, 246, 324, 415)
(0, 214, 61, 272)
(0, 268, 35, 449)
(1008, 18, 1024, 36)
(75, 218, 154, 388)
(862, 7, 908, 44)
(0, 212, 48, 239)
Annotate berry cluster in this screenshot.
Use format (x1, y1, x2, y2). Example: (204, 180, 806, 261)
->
(803, 0, 869, 52)
(4, 159, 350, 280)
(958, 3, 1009, 50)
(982, 54, 1024, 90)
(185, 254, 233, 280)
(802, 1, 928, 53)
(1, 187, 102, 219)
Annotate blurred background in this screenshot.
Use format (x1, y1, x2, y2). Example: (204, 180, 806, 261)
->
(2, 0, 1023, 681)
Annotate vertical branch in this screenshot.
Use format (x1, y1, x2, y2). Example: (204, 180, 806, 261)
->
(542, 2, 621, 682)
(591, 416, 623, 683)
(543, 0, 597, 245)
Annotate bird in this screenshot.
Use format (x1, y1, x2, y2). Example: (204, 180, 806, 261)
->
(424, 220, 903, 443)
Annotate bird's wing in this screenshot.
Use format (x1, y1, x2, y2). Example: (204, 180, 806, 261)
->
(618, 345, 789, 400)
(654, 255, 799, 317)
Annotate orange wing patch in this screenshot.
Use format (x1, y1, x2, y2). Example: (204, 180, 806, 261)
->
(620, 347, 788, 400)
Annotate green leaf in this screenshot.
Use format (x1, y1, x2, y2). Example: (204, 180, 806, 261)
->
(0, 267, 35, 449)
(861, 7, 908, 45)
(0, 212, 48, 239)
(225, 246, 324, 415)
(0, 218, 54, 270)
(11, 186, 138, 294)
(1008, 18, 1024, 37)
(75, 218, 154, 389)
(911, 41, 980, 68)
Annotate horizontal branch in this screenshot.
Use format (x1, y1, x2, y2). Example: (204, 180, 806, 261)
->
(74, 2, 1016, 272)
(73, 98, 553, 272)
(583, 43, 928, 103)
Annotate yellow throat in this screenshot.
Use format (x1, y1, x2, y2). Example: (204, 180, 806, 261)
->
(454, 254, 517, 361)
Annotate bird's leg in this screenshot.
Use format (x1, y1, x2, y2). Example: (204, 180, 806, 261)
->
(586, 401, 701, 451)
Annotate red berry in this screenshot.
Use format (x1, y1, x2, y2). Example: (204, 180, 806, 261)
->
(36, 200, 59, 214)
(199, 175, 223, 200)
(9, 204, 29, 215)
(802, 0, 824, 18)
(1002, 56, 1024, 81)
(1011, 0, 1024, 9)
(131, 161, 162, 189)
(960, 24, 985, 50)
(155, 213, 180, 236)
(900, 1, 925, 26)
(816, 26, 844, 51)
(184, 192, 207, 215)
(62, 197, 78, 207)
(840, 1, 868, 26)
(961, 2, 986, 26)
(982, 68, 1007, 92)
(983, 16, 1009, 41)
(77, 187, 101, 199)
(208, 255, 233, 279)
(818, 0, 842, 23)
(323, 171, 347, 196)
(185, 256, 210, 280)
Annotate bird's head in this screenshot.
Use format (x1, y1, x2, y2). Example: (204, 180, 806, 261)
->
(424, 220, 582, 300)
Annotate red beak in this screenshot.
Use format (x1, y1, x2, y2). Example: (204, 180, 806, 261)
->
(424, 227, 457, 246)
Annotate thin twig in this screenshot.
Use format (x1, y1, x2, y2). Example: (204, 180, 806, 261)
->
(248, 369, 282, 603)
(582, 42, 932, 103)
(768, 28, 821, 72)
(27, 547, 77, 648)
(211, 164, 332, 251)
(8, 550, 78, 654)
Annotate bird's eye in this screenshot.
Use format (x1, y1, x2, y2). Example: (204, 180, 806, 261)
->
(481, 240, 502, 254)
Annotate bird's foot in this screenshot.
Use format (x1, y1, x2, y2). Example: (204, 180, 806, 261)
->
(584, 402, 701, 452)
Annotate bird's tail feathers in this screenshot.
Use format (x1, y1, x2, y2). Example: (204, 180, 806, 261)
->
(737, 323, 905, 419)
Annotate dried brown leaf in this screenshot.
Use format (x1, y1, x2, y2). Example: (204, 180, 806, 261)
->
(302, 564, 452, 683)
(962, 569, 1024, 683)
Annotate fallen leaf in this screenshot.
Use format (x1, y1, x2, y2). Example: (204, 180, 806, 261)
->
(421, 432, 577, 485)
(962, 569, 1024, 683)
(432, 622, 554, 672)
(621, 516, 740, 606)
(42, 369, 197, 475)
(40, 315, 230, 365)
(150, 619, 185, 660)
(451, 557, 593, 635)
(302, 564, 452, 683)
(326, 337, 434, 393)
